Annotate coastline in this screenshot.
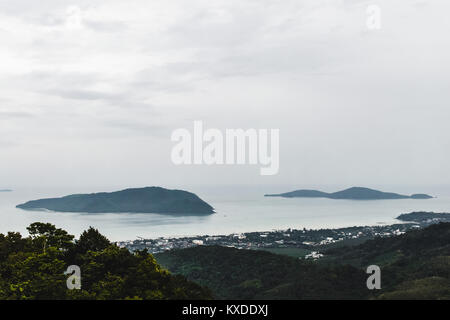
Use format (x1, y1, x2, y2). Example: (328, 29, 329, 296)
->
(118, 215, 450, 256)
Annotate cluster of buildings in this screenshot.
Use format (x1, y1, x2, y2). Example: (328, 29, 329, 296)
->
(305, 251, 324, 260)
(117, 222, 421, 257)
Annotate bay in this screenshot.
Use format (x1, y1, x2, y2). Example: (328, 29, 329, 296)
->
(1, 186, 450, 241)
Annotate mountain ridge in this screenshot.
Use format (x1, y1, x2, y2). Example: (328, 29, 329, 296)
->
(265, 187, 433, 200)
(16, 186, 215, 214)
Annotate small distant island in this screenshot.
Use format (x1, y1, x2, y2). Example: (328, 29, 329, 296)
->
(0, 189, 12, 192)
(396, 211, 450, 223)
(265, 187, 433, 200)
(16, 187, 214, 215)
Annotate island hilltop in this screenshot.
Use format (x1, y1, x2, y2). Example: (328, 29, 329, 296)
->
(265, 187, 433, 200)
(16, 187, 214, 214)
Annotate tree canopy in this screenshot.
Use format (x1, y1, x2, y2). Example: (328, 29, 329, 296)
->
(0, 223, 211, 300)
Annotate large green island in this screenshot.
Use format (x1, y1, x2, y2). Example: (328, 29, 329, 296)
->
(265, 187, 433, 200)
(16, 187, 214, 215)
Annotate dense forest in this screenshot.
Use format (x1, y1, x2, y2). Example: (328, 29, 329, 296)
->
(323, 222, 450, 299)
(0, 223, 211, 299)
(1, 222, 449, 299)
(156, 223, 450, 300)
(157, 245, 368, 299)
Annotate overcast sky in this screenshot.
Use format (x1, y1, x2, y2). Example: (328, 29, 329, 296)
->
(0, 0, 449, 192)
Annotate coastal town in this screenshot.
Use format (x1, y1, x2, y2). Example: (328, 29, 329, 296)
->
(117, 221, 430, 258)
(117, 212, 450, 259)
(118, 210, 450, 258)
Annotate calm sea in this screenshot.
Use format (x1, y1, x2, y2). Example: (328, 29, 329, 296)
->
(1, 186, 450, 241)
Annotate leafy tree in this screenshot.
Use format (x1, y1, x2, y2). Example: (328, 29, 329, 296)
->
(0, 232, 29, 261)
(27, 222, 74, 252)
(74, 227, 111, 254)
(0, 223, 212, 300)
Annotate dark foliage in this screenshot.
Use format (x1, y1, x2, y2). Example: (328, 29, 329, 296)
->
(156, 246, 368, 299)
(157, 223, 450, 300)
(323, 222, 450, 299)
(0, 222, 212, 300)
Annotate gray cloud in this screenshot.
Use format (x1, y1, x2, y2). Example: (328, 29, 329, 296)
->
(82, 19, 127, 33)
(47, 89, 123, 101)
(0, 111, 35, 119)
(0, 0, 449, 189)
(103, 119, 166, 136)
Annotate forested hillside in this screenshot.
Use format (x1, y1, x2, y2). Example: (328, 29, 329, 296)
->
(1, 222, 448, 300)
(324, 222, 450, 299)
(0, 223, 211, 300)
(157, 223, 450, 300)
(156, 246, 368, 299)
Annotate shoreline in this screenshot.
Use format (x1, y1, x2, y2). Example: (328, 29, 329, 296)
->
(118, 216, 449, 255)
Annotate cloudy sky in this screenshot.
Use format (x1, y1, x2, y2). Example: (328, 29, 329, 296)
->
(0, 0, 449, 191)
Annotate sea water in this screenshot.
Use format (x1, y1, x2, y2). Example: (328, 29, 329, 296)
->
(1, 186, 450, 241)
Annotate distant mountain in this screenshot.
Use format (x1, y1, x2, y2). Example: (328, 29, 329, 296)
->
(265, 187, 433, 200)
(16, 187, 214, 214)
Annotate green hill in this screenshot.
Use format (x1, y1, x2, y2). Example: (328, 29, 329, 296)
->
(2, 222, 448, 299)
(156, 246, 367, 299)
(16, 187, 214, 214)
(265, 187, 432, 200)
(156, 223, 450, 300)
(322, 223, 450, 299)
